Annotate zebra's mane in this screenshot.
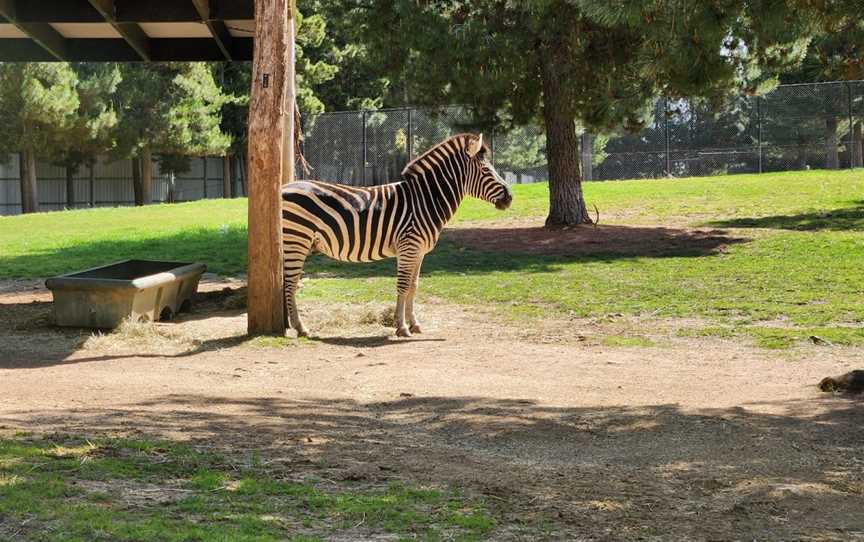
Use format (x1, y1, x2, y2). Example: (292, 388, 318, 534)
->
(401, 133, 490, 177)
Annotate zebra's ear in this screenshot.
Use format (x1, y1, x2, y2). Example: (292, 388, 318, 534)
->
(466, 134, 484, 158)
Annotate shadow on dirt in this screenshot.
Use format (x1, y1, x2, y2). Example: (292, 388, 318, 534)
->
(2, 394, 862, 539)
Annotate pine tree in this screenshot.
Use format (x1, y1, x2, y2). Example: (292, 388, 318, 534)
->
(113, 63, 233, 205)
(0, 63, 79, 214)
(49, 63, 120, 208)
(359, 0, 818, 226)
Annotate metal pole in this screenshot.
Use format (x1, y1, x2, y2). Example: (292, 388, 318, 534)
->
(848, 82, 854, 169)
(757, 96, 763, 174)
(406, 108, 413, 159)
(202, 156, 208, 198)
(664, 98, 671, 176)
(361, 110, 367, 186)
(89, 161, 95, 207)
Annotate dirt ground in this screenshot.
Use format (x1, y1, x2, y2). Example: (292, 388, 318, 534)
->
(1, 266, 863, 540)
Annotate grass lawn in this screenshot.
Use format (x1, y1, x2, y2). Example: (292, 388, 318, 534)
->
(2, 169, 863, 347)
(0, 433, 496, 541)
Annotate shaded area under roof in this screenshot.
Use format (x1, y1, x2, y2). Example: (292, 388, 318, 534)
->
(0, 0, 255, 61)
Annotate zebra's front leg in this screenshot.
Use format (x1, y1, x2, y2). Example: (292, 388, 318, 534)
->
(394, 249, 421, 337)
(405, 254, 425, 334)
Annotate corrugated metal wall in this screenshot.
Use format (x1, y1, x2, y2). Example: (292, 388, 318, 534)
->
(0, 156, 236, 216)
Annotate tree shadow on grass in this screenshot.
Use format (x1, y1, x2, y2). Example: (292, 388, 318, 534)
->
(0, 223, 747, 281)
(307, 224, 747, 280)
(708, 202, 864, 231)
(1, 394, 862, 539)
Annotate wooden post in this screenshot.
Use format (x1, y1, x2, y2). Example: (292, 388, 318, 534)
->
(223, 154, 232, 198)
(247, 0, 292, 335)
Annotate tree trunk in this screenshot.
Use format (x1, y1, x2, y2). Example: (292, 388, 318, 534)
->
(853, 122, 863, 169)
(131, 157, 143, 206)
(19, 150, 38, 214)
(825, 117, 839, 169)
(247, 0, 293, 334)
(141, 149, 153, 204)
(65, 166, 75, 209)
(223, 154, 232, 198)
(541, 57, 590, 227)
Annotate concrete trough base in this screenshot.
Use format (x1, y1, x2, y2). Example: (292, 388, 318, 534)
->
(45, 260, 207, 329)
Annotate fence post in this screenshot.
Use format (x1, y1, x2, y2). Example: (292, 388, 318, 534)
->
(580, 132, 593, 181)
(664, 98, 671, 176)
(848, 82, 855, 169)
(202, 156, 208, 198)
(361, 110, 367, 186)
(89, 161, 95, 207)
(406, 108, 413, 159)
(490, 129, 496, 166)
(757, 96, 763, 174)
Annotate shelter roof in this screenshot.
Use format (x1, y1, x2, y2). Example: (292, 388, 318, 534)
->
(0, 0, 254, 61)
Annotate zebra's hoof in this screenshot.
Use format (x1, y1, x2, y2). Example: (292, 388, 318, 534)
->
(296, 326, 310, 338)
(396, 326, 412, 338)
(409, 324, 422, 334)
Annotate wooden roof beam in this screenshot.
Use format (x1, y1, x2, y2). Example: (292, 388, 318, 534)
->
(86, 0, 151, 60)
(191, 0, 233, 60)
(0, 0, 67, 60)
(0, 1, 254, 23)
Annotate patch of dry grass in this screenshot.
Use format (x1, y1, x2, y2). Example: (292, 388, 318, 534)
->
(82, 320, 199, 353)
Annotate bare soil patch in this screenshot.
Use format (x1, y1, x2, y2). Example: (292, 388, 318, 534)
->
(2, 278, 863, 540)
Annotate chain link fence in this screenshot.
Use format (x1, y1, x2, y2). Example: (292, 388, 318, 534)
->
(302, 80, 864, 185)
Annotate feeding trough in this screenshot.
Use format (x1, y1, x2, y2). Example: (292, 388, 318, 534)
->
(45, 260, 207, 329)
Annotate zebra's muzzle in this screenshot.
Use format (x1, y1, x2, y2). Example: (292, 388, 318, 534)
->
(495, 193, 512, 210)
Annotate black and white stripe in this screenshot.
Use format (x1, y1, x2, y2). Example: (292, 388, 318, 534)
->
(281, 133, 512, 337)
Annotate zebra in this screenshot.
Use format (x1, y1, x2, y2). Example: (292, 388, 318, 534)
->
(281, 133, 512, 338)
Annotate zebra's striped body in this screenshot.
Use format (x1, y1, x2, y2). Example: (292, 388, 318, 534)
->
(281, 133, 512, 337)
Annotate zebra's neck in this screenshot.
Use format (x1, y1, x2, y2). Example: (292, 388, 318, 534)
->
(402, 153, 466, 230)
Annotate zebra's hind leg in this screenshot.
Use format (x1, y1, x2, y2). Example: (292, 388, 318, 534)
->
(394, 249, 421, 337)
(405, 254, 425, 334)
(283, 237, 313, 338)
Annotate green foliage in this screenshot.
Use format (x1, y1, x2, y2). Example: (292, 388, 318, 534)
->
(0, 63, 79, 162)
(49, 63, 121, 173)
(360, 1, 817, 131)
(113, 63, 233, 173)
(299, 0, 391, 111)
(780, 3, 864, 83)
